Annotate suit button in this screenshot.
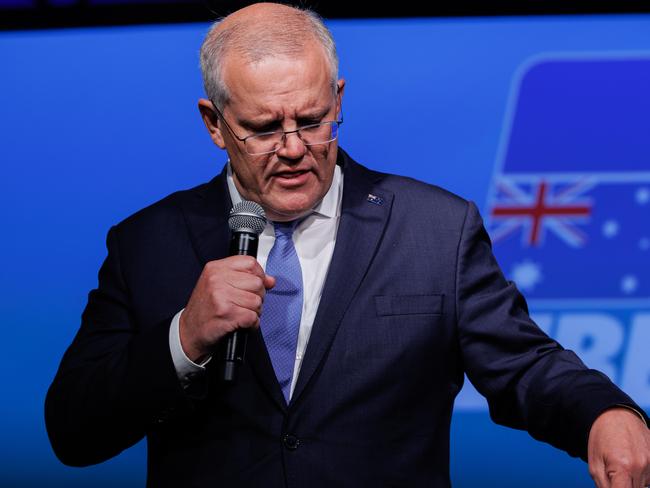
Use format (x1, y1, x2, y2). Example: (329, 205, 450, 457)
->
(283, 434, 300, 450)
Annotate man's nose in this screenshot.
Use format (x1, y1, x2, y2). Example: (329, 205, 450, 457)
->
(276, 131, 306, 160)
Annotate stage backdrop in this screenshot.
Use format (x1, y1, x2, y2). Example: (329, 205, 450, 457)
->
(1, 13, 649, 487)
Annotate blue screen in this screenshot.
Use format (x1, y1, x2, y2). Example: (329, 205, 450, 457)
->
(2, 14, 649, 487)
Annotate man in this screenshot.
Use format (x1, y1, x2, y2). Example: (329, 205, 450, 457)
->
(46, 3, 650, 487)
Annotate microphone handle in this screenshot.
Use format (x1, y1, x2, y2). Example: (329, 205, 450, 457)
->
(221, 231, 260, 382)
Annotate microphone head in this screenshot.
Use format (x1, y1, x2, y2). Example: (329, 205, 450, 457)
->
(228, 200, 266, 235)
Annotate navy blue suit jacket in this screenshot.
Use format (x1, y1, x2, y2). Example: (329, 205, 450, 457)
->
(46, 149, 645, 487)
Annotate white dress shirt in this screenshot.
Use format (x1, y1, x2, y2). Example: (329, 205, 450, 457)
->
(170, 163, 343, 399)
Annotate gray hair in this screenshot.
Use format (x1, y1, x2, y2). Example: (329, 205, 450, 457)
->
(199, 5, 339, 111)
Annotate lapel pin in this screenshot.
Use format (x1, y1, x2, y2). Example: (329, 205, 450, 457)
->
(367, 194, 384, 205)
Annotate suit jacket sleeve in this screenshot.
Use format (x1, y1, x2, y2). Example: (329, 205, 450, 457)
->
(45, 224, 199, 467)
(456, 201, 648, 460)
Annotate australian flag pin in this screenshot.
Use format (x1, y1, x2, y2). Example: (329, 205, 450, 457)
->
(367, 193, 383, 205)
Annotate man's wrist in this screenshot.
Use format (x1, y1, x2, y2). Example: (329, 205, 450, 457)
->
(611, 404, 648, 427)
(169, 309, 212, 385)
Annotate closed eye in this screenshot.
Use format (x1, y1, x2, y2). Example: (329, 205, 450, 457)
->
(298, 119, 322, 127)
(240, 118, 282, 133)
(252, 124, 281, 134)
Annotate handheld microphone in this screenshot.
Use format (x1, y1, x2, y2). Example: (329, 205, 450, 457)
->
(221, 200, 267, 382)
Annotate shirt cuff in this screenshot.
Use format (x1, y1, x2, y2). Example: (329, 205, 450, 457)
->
(169, 309, 212, 385)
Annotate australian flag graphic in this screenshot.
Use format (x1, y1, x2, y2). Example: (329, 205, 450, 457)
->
(487, 57, 650, 303)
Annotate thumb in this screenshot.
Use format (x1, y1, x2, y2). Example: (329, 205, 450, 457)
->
(264, 274, 276, 289)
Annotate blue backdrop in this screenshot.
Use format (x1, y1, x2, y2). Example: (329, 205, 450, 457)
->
(1, 14, 649, 487)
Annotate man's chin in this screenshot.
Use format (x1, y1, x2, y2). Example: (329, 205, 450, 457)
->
(264, 202, 315, 222)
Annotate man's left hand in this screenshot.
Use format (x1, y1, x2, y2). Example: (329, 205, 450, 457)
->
(588, 407, 650, 488)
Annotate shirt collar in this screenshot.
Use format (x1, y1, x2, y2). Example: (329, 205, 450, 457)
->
(226, 162, 343, 221)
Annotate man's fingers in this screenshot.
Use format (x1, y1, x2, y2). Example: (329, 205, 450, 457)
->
(590, 461, 608, 488)
(223, 271, 266, 294)
(230, 289, 264, 316)
(608, 471, 634, 488)
(606, 452, 649, 488)
(222, 255, 266, 279)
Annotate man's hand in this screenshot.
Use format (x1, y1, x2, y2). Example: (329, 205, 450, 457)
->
(179, 256, 275, 362)
(588, 407, 650, 488)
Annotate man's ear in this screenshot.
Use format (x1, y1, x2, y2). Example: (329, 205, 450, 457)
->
(198, 98, 226, 149)
(336, 79, 346, 119)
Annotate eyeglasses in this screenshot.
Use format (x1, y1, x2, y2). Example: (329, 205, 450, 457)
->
(210, 101, 343, 156)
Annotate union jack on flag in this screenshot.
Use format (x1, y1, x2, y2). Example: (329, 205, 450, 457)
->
(491, 178, 593, 247)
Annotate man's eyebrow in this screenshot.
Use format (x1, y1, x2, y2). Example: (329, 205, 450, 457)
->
(298, 106, 332, 120)
(237, 116, 281, 131)
(237, 105, 334, 131)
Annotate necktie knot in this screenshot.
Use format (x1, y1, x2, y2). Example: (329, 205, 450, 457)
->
(273, 220, 298, 239)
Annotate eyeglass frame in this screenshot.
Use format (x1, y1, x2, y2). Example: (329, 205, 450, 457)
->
(209, 99, 343, 156)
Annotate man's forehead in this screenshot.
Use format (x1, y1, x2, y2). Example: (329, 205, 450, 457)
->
(222, 43, 329, 80)
(221, 51, 336, 122)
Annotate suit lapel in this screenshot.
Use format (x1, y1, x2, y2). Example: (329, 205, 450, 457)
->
(180, 165, 288, 411)
(181, 165, 232, 266)
(291, 152, 394, 404)
(246, 324, 289, 410)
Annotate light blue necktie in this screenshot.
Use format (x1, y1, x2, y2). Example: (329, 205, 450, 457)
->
(260, 221, 303, 403)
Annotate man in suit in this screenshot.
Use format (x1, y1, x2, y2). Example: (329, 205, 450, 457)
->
(46, 2, 650, 487)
